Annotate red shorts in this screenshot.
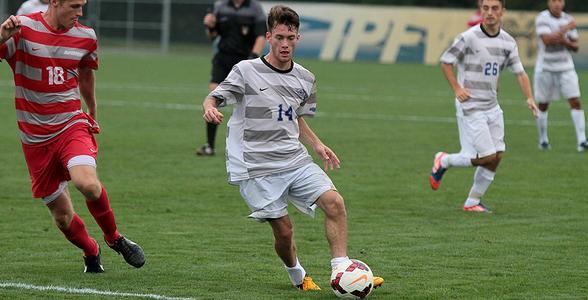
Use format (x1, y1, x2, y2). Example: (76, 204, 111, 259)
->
(22, 124, 99, 199)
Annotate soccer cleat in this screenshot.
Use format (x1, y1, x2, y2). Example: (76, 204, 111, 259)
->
(108, 236, 145, 268)
(577, 141, 588, 152)
(538, 142, 551, 151)
(373, 276, 384, 289)
(297, 276, 321, 291)
(196, 144, 214, 156)
(463, 202, 492, 213)
(429, 152, 447, 190)
(84, 246, 105, 273)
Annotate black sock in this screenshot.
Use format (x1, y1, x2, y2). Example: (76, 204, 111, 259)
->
(206, 122, 217, 149)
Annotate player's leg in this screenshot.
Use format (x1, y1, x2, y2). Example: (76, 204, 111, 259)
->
(562, 70, 586, 151)
(63, 126, 145, 268)
(534, 70, 557, 150)
(23, 141, 102, 272)
(46, 187, 103, 273)
(429, 109, 475, 190)
(464, 108, 504, 212)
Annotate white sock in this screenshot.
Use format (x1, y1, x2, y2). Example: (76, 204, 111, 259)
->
(571, 109, 586, 144)
(330, 256, 350, 270)
(285, 259, 306, 286)
(445, 153, 472, 168)
(464, 167, 495, 207)
(537, 111, 549, 143)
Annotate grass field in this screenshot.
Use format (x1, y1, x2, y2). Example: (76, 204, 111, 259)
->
(0, 47, 587, 299)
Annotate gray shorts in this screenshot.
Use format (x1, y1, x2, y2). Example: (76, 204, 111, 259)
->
(238, 163, 336, 221)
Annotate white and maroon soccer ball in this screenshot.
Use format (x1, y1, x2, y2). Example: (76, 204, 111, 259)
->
(330, 259, 374, 299)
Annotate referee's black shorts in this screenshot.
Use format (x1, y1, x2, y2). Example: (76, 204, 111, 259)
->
(211, 52, 248, 84)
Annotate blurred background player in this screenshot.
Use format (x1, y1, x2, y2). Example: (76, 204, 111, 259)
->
(17, 0, 49, 15)
(534, 0, 588, 152)
(467, 0, 483, 27)
(430, 0, 538, 212)
(0, 0, 145, 273)
(202, 5, 383, 291)
(196, 0, 266, 156)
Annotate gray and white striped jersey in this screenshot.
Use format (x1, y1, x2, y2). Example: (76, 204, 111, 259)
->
(535, 10, 578, 72)
(209, 57, 317, 183)
(440, 24, 524, 114)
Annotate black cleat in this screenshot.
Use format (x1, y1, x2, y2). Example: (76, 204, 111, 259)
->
(108, 236, 145, 268)
(578, 141, 588, 152)
(538, 142, 551, 151)
(84, 246, 105, 273)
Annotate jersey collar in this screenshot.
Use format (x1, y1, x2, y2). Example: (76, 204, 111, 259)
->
(261, 55, 293, 74)
(480, 23, 500, 38)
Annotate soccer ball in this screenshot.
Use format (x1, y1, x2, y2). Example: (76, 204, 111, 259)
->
(330, 259, 374, 299)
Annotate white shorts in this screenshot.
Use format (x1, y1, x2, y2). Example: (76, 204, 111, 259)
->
(456, 102, 505, 159)
(238, 163, 336, 221)
(534, 69, 581, 103)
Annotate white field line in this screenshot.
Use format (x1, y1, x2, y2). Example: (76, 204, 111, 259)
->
(0, 282, 196, 300)
(103, 99, 570, 127)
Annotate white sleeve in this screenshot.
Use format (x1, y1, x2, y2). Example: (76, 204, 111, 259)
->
(440, 35, 467, 65)
(208, 65, 245, 106)
(535, 14, 551, 36)
(296, 80, 317, 117)
(507, 44, 525, 75)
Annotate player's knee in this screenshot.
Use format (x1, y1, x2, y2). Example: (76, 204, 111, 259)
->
(52, 212, 73, 230)
(73, 179, 101, 200)
(569, 98, 582, 109)
(321, 193, 346, 218)
(274, 225, 294, 242)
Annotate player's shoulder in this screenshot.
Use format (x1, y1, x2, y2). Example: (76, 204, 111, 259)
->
(498, 29, 517, 44)
(561, 11, 574, 20)
(536, 9, 550, 19)
(292, 62, 316, 84)
(71, 22, 97, 40)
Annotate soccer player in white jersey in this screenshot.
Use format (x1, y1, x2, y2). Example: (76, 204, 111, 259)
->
(203, 5, 383, 291)
(17, 0, 49, 15)
(534, 0, 588, 152)
(429, 0, 539, 213)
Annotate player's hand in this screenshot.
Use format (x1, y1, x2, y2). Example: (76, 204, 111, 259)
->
(313, 144, 341, 171)
(0, 15, 21, 42)
(203, 13, 216, 29)
(455, 87, 471, 102)
(527, 98, 539, 118)
(562, 19, 576, 32)
(203, 107, 223, 124)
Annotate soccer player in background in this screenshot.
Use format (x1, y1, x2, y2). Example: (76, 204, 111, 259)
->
(197, 0, 266, 156)
(467, 0, 483, 27)
(202, 5, 383, 291)
(0, 0, 145, 272)
(534, 0, 588, 152)
(429, 0, 539, 212)
(17, 0, 49, 15)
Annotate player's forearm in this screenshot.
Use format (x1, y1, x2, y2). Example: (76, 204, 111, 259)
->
(203, 96, 219, 111)
(564, 39, 579, 52)
(79, 69, 97, 117)
(251, 36, 265, 56)
(206, 29, 218, 40)
(441, 63, 461, 93)
(298, 117, 322, 149)
(516, 73, 533, 101)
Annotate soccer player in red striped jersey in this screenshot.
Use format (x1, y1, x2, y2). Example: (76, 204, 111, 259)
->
(0, 0, 145, 273)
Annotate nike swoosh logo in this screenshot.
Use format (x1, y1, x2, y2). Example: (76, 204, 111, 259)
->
(32, 48, 40, 51)
(348, 274, 368, 286)
(259, 87, 269, 91)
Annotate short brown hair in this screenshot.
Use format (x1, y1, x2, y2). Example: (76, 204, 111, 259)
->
(267, 5, 299, 32)
(481, 0, 506, 7)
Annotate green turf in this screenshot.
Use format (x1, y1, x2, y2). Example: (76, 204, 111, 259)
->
(0, 49, 587, 299)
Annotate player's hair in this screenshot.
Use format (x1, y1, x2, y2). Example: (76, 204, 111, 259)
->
(480, 0, 506, 8)
(267, 5, 299, 32)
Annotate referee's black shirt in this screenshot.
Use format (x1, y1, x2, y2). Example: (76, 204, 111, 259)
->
(212, 0, 266, 57)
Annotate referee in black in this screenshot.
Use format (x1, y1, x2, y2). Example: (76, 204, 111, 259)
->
(197, 0, 266, 156)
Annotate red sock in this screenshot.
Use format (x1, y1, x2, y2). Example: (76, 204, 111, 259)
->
(86, 186, 120, 245)
(60, 214, 99, 257)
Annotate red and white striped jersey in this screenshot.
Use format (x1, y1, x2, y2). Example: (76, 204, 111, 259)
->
(0, 12, 98, 145)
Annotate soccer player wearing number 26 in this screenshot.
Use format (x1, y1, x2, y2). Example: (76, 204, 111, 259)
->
(429, 0, 539, 213)
(203, 5, 383, 292)
(0, 0, 144, 273)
